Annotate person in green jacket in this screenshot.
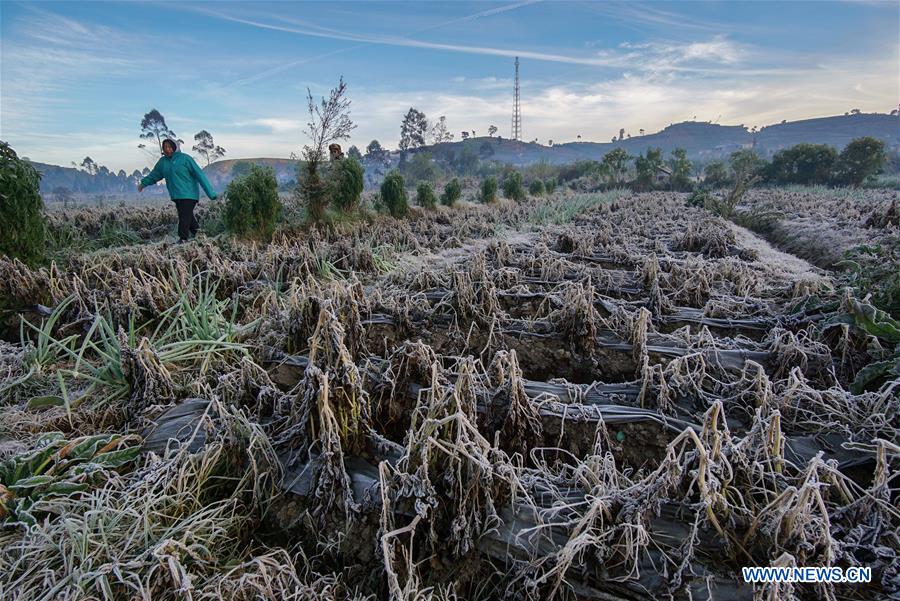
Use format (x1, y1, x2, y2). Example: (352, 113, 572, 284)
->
(138, 139, 217, 242)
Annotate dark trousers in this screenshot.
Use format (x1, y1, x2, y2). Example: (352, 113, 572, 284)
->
(174, 199, 199, 241)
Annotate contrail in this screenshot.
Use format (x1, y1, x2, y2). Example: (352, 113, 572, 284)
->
(189, 4, 795, 77)
(190, 1, 544, 88)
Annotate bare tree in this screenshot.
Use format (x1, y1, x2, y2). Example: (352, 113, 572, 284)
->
(139, 109, 180, 160)
(192, 130, 226, 166)
(488, 125, 498, 137)
(300, 76, 357, 223)
(430, 116, 454, 144)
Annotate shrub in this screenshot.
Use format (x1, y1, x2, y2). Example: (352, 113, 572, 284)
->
(403, 152, 440, 183)
(729, 149, 767, 182)
(634, 147, 663, 191)
(299, 161, 327, 223)
(330, 157, 364, 213)
(669, 148, 693, 191)
(380, 171, 408, 218)
(502, 171, 525, 201)
(833, 136, 886, 187)
(686, 189, 711, 208)
(528, 179, 545, 196)
(416, 182, 437, 210)
(769, 143, 837, 185)
(223, 164, 282, 241)
(544, 178, 557, 194)
(441, 178, 462, 207)
(703, 161, 731, 189)
(481, 177, 498, 204)
(0, 141, 46, 265)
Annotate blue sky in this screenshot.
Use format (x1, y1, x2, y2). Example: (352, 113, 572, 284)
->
(2, 1, 898, 171)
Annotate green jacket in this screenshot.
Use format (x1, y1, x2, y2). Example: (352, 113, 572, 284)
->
(140, 151, 217, 201)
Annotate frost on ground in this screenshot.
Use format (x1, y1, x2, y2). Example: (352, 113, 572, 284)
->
(0, 191, 897, 601)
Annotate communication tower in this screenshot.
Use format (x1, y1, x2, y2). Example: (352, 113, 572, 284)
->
(511, 57, 522, 140)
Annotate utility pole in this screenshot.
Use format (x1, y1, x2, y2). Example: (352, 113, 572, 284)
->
(511, 57, 522, 141)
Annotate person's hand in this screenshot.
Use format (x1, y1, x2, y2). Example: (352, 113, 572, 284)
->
(137, 183, 144, 192)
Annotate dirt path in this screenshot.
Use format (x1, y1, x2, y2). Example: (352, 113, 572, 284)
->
(724, 220, 831, 284)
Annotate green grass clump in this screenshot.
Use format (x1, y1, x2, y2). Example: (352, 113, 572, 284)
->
(528, 179, 545, 196)
(529, 190, 628, 225)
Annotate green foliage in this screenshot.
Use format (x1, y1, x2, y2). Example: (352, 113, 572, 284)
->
(703, 161, 731, 189)
(481, 177, 498, 204)
(231, 161, 254, 178)
(837, 240, 900, 319)
(769, 143, 837, 185)
(404, 152, 440, 183)
(98, 222, 140, 247)
(729, 149, 767, 182)
(441, 178, 462, 207)
(544, 178, 557, 194)
(529, 190, 629, 225)
(454, 146, 479, 176)
(851, 358, 900, 394)
(502, 171, 525, 201)
(528, 179, 545, 196)
(822, 295, 900, 393)
(0, 141, 46, 265)
(686, 190, 711, 208)
(20, 296, 79, 375)
(299, 160, 327, 223)
(330, 157, 364, 213)
(601, 148, 630, 186)
(380, 170, 408, 218)
(668, 148, 693, 191)
(416, 182, 437, 210)
(559, 160, 601, 183)
(399, 108, 428, 151)
(0, 431, 141, 525)
(223, 164, 282, 241)
(478, 141, 495, 159)
(634, 147, 663, 191)
(833, 136, 886, 187)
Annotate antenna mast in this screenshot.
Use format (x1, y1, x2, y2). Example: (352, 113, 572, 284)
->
(511, 57, 522, 140)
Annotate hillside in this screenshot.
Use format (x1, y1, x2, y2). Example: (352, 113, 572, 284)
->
(31, 112, 899, 195)
(439, 112, 898, 166)
(201, 158, 299, 188)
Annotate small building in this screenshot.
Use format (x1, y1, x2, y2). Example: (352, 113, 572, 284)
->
(655, 165, 672, 185)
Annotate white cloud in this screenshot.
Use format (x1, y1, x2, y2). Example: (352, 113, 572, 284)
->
(234, 118, 306, 133)
(680, 36, 742, 64)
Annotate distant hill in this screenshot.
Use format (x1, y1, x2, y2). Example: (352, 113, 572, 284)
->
(438, 112, 899, 167)
(31, 157, 299, 197)
(30, 112, 899, 195)
(201, 158, 299, 189)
